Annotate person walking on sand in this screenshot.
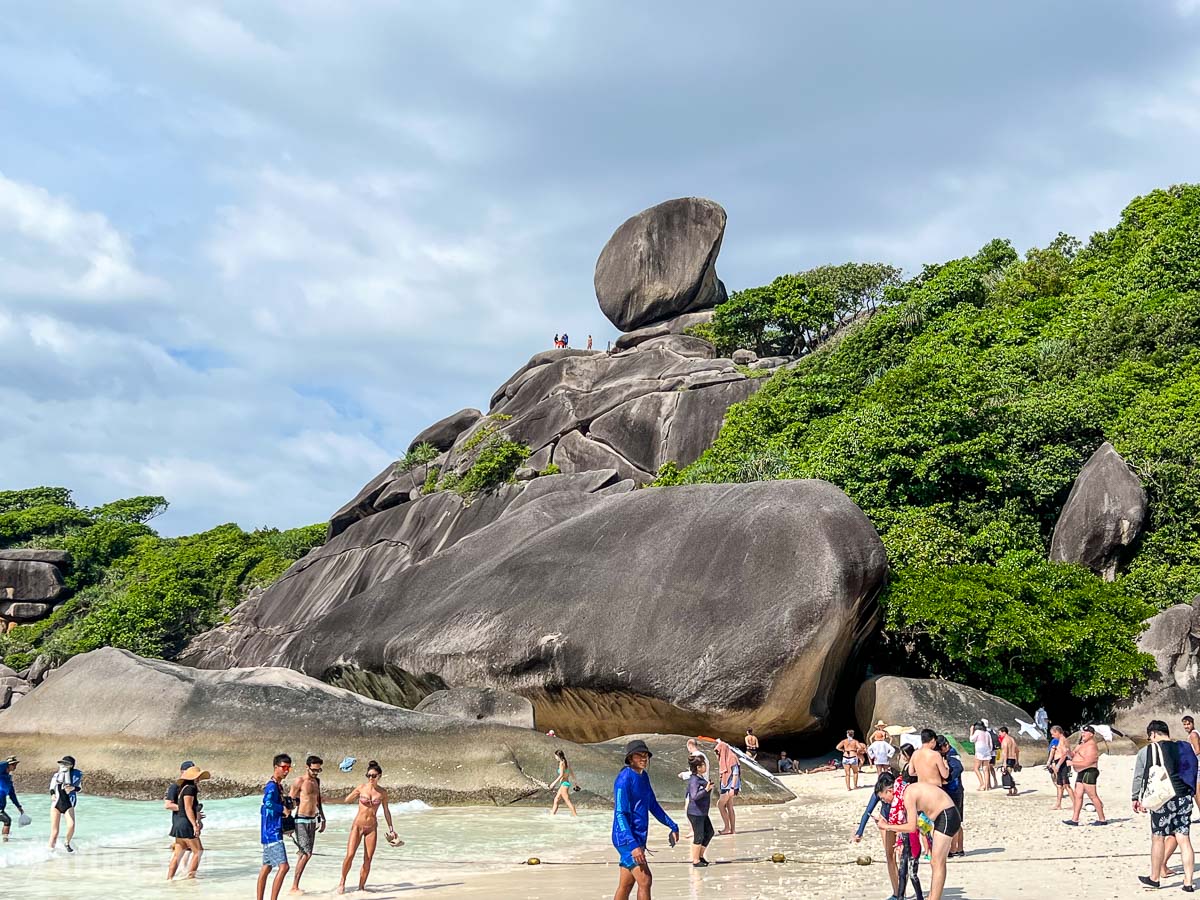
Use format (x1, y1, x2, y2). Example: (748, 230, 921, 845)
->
(875, 773, 959, 900)
(715, 738, 741, 834)
(744, 728, 760, 760)
(1048, 725, 1072, 809)
(48, 755, 81, 851)
(1134, 720, 1195, 891)
(257, 754, 292, 900)
(550, 749, 579, 817)
(969, 722, 993, 791)
(936, 736, 966, 858)
(612, 739, 679, 900)
(289, 754, 326, 894)
(337, 760, 400, 895)
(0, 756, 26, 843)
(837, 730, 864, 790)
(168, 764, 209, 880)
(998, 726, 1020, 797)
(1064, 725, 1107, 825)
(685, 755, 716, 867)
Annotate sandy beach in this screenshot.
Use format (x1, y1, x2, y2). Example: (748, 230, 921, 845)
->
(447, 753, 1166, 899)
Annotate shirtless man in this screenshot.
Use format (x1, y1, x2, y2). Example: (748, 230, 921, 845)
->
(875, 773, 960, 900)
(744, 729, 759, 761)
(998, 727, 1020, 797)
(1048, 725, 1072, 809)
(1184, 716, 1200, 757)
(289, 755, 327, 894)
(836, 731, 864, 791)
(912, 729, 950, 785)
(1065, 726, 1107, 826)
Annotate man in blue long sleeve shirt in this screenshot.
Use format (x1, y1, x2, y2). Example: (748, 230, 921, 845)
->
(256, 753, 292, 900)
(612, 739, 679, 900)
(1, 755, 26, 842)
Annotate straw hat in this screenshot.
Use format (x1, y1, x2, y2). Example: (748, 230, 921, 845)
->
(178, 765, 211, 783)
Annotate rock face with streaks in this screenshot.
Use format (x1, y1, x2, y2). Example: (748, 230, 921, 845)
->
(0, 551, 71, 637)
(1114, 597, 1200, 736)
(1049, 442, 1147, 580)
(184, 480, 887, 742)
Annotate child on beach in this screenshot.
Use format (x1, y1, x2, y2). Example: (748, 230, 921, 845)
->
(685, 755, 716, 867)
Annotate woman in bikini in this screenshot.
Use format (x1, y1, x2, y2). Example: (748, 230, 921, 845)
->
(336, 760, 400, 895)
(549, 749, 579, 816)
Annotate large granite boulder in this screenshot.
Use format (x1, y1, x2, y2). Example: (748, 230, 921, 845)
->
(0, 648, 792, 805)
(0, 549, 72, 568)
(408, 408, 483, 453)
(1113, 598, 1200, 736)
(415, 687, 536, 730)
(186, 479, 887, 742)
(0, 558, 64, 601)
(1049, 442, 1147, 580)
(595, 198, 727, 331)
(856, 675, 1043, 749)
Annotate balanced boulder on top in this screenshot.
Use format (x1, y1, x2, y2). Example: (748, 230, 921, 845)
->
(595, 197, 728, 331)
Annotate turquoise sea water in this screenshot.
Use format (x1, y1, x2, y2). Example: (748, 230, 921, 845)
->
(0, 794, 613, 898)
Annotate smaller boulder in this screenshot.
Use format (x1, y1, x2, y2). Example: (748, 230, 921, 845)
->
(409, 408, 484, 453)
(0, 601, 53, 621)
(0, 560, 64, 602)
(27, 654, 52, 685)
(414, 687, 536, 730)
(856, 675, 1042, 749)
(732, 348, 757, 365)
(0, 685, 10, 709)
(1049, 442, 1147, 581)
(0, 549, 72, 568)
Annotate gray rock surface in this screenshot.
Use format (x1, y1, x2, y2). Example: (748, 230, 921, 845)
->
(855, 675, 1043, 749)
(1113, 597, 1200, 736)
(1049, 442, 1147, 580)
(595, 198, 727, 331)
(415, 687, 536, 729)
(327, 460, 401, 539)
(0, 648, 792, 805)
(0, 549, 72, 567)
(0, 559, 64, 601)
(614, 310, 716, 351)
(409, 408, 483, 453)
(732, 348, 757, 365)
(0, 601, 53, 621)
(186, 479, 887, 742)
(27, 654, 52, 685)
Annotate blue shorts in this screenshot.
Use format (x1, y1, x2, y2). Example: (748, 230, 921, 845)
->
(617, 846, 641, 869)
(262, 840, 288, 868)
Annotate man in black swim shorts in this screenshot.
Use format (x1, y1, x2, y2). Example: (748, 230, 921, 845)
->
(875, 774, 957, 900)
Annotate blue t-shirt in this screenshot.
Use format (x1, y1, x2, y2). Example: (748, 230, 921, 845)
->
(1177, 741, 1198, 792)
(611, 767, 678, 851)
(261, 779, 284, 844)
(945, 749, 964, 793)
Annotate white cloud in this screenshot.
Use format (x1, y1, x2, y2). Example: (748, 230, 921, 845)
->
(0, 173, 162, 300)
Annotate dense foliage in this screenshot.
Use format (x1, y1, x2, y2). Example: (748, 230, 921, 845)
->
(662, 185, 1200, 709)
(0, 487, 323, 668)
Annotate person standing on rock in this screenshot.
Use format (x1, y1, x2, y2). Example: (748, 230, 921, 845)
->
(0, 755, 26, 842)
(549, 749, 579, 817)
(1064, 726, 1107, 826)
(289, 754, 326, 893)
(744, 728, 760, 760)
(47, 754, 81, 852)
(1133, 720, 1195, 891)
(612, 739, 678, 900)
(587, 335, 593, 350)
(257, 753, 291, 900)
(715, 738, 741, 834)
(561, 333, 569, 347)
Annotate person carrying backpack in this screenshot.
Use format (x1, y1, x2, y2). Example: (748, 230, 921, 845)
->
(1133, 720, 1195, 891)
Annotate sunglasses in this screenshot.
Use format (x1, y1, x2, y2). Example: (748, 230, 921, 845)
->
(279, 764, 292, 771)
(367, 773, 380, 779)
(309, 767, 323, 774)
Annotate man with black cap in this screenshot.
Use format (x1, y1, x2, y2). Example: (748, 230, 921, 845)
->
(612, 739, 679, 900)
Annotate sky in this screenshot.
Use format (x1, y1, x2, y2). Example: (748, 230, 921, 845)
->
(2, 1, 1199, 535)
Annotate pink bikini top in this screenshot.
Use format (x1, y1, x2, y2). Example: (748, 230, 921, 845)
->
(359, 793, 382, 809)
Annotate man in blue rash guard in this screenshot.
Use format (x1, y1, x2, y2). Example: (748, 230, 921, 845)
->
(612, 739, 679, 900)
(1, 756, 26, 842)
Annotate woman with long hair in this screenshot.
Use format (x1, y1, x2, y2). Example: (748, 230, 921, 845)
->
(48, 755, 81, 852)
(336, 760, 400, 895)
(549, 749, 578, 816)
